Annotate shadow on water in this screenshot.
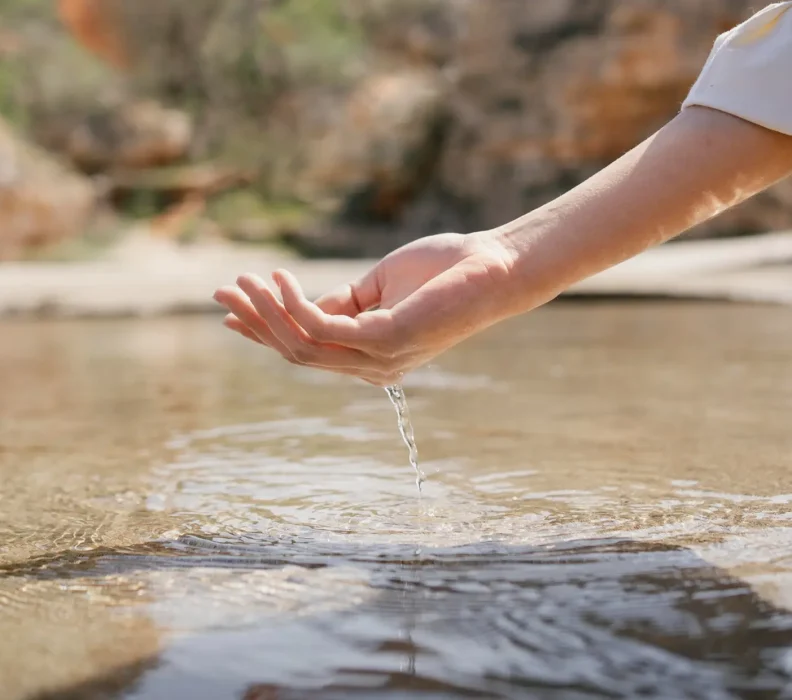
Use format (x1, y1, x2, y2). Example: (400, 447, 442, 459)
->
(26, 660, 159, 700)
(9, 535, 792, 700)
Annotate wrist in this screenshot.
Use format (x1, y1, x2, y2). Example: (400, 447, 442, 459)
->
(477, 215, 568, 313)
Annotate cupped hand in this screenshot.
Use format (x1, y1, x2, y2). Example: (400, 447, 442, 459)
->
(213, 231, 518, 386)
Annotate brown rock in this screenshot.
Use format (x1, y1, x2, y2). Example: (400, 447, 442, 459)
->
(299, 68, 448, 224)
(344, 0, 462, 67)
(52, 101, 193, 173)
(49, 0, 792, 254)
(426, 0, 761, 236)
(0, 118, 96, 261)
(285, 1, 783, 257)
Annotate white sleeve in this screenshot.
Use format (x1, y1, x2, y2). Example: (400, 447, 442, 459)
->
(682, 2, 792, 136)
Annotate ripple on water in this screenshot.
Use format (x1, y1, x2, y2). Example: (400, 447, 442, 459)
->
(5, 307, 792, 699)
(3, 444, 792, 699)
(12, 533, 785, 700)
(126, 414, 792, 699)
(7, 522, 792, 700)
(148, 417, 792, 560)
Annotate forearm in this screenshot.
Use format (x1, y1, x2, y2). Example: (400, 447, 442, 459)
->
(493, 106, 792, 312)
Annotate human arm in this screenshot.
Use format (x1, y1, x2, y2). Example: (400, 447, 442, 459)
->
(215, 106, 792, 385)
(494, 104, 792, 313)
(215, 3, 792, 385)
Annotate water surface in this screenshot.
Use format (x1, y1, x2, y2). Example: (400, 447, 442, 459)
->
(2, 302, 792, 699)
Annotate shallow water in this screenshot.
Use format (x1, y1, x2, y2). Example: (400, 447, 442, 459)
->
(2, 302, 792, 700)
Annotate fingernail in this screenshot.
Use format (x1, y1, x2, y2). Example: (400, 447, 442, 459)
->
(236, 272, 258, 285)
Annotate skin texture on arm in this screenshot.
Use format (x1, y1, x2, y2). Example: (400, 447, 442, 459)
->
(496, 105, 792, 310)
(214, 106, 792, 385)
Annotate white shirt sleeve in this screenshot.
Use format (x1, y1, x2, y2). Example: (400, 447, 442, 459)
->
(682, 2, 792, 136)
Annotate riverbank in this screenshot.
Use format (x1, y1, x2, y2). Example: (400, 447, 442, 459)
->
(1, 231, 792, 318)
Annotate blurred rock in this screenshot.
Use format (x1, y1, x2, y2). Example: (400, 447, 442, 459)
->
(286, 0, 785, 256)
(428, 0, 766, 237)
(0, 118, 96, 261)
(19, 0, 792, 258)
(343, 0, 462, 66)
(39, 101, 193, 173)
(299, 68, 448, 221)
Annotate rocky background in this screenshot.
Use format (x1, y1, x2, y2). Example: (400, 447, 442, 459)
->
(1, 0, 791, 261)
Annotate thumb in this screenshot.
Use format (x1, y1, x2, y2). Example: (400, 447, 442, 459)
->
(310, 265, 382, 318)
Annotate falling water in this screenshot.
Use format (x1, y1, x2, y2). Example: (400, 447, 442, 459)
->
(385, 384, 425, 493)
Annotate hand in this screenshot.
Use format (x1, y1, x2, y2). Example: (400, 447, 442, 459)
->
(213, 231, 517, 386)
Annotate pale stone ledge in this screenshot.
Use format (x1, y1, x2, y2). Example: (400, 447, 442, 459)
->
(1, 231, 791, 318)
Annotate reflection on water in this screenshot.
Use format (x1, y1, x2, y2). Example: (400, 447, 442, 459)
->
(1, 303, 792, 699)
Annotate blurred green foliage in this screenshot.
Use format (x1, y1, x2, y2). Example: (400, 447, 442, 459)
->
(0, 0, 366, 134)
(0, 0, 433, 238)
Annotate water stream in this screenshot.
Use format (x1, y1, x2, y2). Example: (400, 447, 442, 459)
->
(385, 383, 425, 493)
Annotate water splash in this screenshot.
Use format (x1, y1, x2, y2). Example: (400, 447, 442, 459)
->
(385, 384, 425, 493)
